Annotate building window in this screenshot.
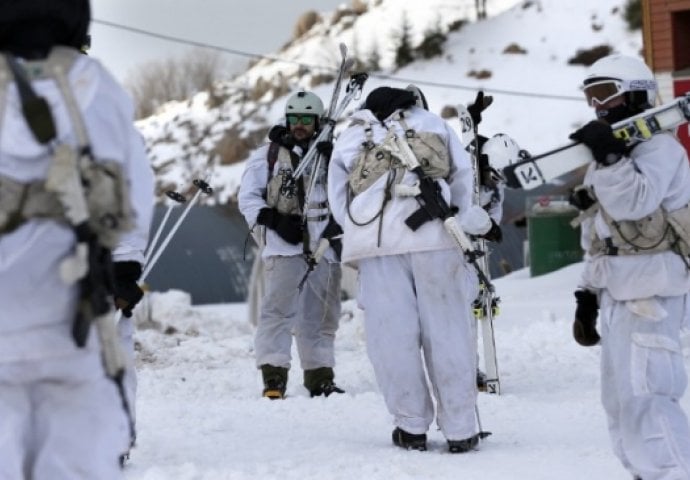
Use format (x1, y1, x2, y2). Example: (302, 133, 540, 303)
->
(672, 10, 690, 71)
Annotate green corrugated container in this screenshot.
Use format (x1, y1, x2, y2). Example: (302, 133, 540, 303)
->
(527, 196, 582, 277)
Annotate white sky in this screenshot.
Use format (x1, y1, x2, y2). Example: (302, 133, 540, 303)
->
(90, 0, 347, 82)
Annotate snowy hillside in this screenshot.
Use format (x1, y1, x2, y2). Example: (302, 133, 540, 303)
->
(135, 0, 642, 205)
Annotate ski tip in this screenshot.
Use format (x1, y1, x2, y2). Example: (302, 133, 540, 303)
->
(343, 57, 356, 71)
(339, 42, 348, 56)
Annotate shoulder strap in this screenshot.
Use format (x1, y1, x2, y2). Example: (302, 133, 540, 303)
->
(2, 47, 84, 148)
(39, 47, 89, 150)
(3, 53, 57, 144)
(396, 111, 416, 139)
(266, 141, 281, 181)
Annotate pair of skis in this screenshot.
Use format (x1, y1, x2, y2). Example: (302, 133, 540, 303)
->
(291, 57, 367, 182)
(292, 44, 367, 286)
(458, 94, 501, 395)
(502, 92, 690, 190)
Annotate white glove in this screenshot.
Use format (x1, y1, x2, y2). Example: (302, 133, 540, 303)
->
(459, 205, 492, 236)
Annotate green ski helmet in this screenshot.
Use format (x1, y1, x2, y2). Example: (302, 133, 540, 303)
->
(285, 90, 324, 127)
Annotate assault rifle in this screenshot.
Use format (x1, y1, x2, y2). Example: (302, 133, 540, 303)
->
(389, 133, 493, 289)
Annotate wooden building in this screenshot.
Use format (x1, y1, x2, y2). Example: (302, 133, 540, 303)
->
(642, 0, 690, 153)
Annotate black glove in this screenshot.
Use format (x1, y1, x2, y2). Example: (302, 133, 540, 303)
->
(481, 219, 503, 243)
(322, 216, 343, 259)
(268, 125, 295, 149)
(256, 207, 303, 245)
(568, 185, 596, 211)
(573, 289, 600, 347)
(569, 121, 627, 166)
(322, 216, 343, 239)
(315, 141, 333, 159)
(112, 261, 144, 318)
(467, 91, 493, 127)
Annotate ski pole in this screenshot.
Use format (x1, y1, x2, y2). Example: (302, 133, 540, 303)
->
(144, 190, 187, 266)
(112, 176, 213, 328)
(475, 404, 492, 440)
(141, 177, 213, 282)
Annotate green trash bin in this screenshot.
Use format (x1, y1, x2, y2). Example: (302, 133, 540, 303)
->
(527, 196, 582, 277)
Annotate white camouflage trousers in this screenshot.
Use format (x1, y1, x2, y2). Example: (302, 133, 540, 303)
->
(357, 249, 479, 441)
(255, 255, 341, 370)
(0, 349, 129, 480)
(600, 292, 690, 480)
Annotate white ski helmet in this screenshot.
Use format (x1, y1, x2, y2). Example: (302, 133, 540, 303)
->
(481, 133, 522, 170)
(285, 90, 325, 117)
(581, 54, 657, 110)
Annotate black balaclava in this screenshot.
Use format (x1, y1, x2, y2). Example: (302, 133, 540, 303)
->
(364, 87, 418, 121)
(596, 91, 650, 125)
(0, 0, 91, 59)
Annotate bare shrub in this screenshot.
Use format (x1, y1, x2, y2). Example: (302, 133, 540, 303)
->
(310, 73, 336, 89)
(126, 49, 225, 119)
(351, 0, 368, 14)
(213, 126, 270, 165)
(567, 44, 612, 66)
(448, 19, 466, 32)
(503, 43, 527, 54)
(468, 69, 492, 79)
(293, 11, 320, 40)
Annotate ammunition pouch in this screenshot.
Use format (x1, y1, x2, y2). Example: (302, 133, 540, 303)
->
(265, 147, 302, 216)
(589, 203, 690, 258)
(347, 114, 449, 197)
(0, 176, 64, 234)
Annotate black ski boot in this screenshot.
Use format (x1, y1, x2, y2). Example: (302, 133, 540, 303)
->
(447, 433, 480, 453)
(392, 427, 427, 451)
(304, 367, 345, 397)
(261, 364, 288, 399)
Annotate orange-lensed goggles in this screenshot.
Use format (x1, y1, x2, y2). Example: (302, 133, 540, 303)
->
(582, 78, 656, 107)
(582, 80, 624, 107)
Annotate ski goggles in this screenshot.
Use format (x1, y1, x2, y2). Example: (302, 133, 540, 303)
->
(582, 78, 656, 107)
(286, 114, 316, 126)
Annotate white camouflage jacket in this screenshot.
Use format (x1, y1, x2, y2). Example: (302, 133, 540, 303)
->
(328, 105, 484, 265)
(0, 53, 154, 364)
(580, 132, 690, 300)
(238, 138, 338, 262)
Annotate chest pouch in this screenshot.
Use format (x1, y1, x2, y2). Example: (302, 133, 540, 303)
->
(0, 48, 133, 249)
(265, 146, 303, 216)
(348, 128, 397, 197)
(348, 115, 450, 197)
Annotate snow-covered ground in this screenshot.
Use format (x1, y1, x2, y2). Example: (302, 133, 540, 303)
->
(123, 262, 690, 479)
